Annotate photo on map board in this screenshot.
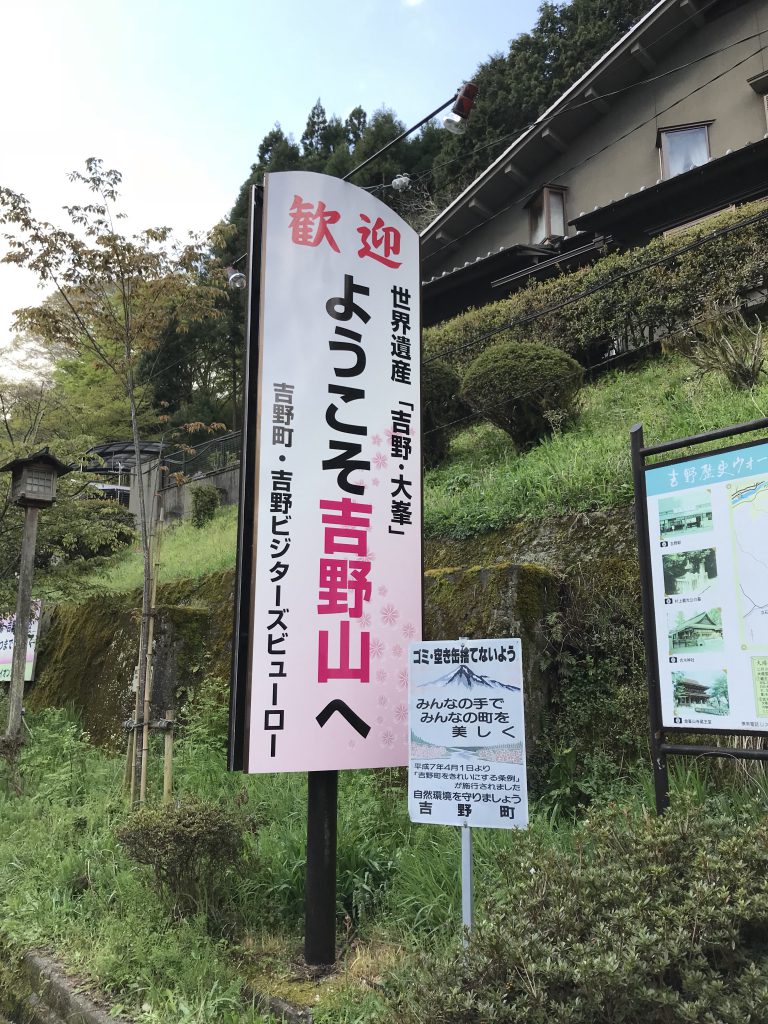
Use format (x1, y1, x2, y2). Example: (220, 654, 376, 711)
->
(672, 669, 729, 716)
(658, 490, 713, 538)
(662, 548, 717, 597)
(668, 607, 724, 653)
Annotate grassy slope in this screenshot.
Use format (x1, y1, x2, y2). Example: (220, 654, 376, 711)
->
(7, 355, 768, 1022)
(74, 354, 768, 594)
(77, 505, 239, 594)
(425, 354, 768, 537)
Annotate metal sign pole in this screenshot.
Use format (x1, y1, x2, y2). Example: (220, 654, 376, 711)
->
(630, 423, 670, 814)
(461, 822, 474, 944)
(305, 769, 338, 965)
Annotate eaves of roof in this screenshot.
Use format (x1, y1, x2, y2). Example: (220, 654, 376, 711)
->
(421, 0, 722, 258)
(569, 135, 768, 237)
(422, 242, 551, 290)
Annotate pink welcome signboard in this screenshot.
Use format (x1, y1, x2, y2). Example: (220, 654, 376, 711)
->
(244, 171, 421, 773)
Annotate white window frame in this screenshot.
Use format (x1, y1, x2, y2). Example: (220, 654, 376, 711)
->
(657, 123, 712, 180)
(527, 186, 568, 244)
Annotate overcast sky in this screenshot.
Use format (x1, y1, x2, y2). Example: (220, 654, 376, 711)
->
(0, 0, 541, 375)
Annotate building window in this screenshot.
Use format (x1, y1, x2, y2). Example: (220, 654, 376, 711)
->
(528, 187, 567, 243)
(658, 124, 710, 179)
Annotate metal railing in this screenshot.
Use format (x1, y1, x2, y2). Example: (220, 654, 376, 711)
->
(163, 430, 242, 479)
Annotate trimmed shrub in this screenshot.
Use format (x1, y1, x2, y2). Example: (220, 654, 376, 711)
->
(190, 484, 220, 528)
(422, 358, 467, 468)
(116, 799, 255, 922)
(423, 198, 768, 373)
(380, 799, 768, 1024)
(461, 341, 583, 448)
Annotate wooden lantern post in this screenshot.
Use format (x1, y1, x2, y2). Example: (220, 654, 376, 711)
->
(0, 448, 70, 742)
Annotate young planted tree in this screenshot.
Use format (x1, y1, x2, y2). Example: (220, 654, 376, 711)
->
(0, 160, 223, 786)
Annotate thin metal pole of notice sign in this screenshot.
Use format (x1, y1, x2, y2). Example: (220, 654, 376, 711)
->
(461, 822, 474, 944)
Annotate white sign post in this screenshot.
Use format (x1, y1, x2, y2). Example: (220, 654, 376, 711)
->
(408, 637, 528, 936)
(231, 171, 422, 966)
(243, 170, 422, 774)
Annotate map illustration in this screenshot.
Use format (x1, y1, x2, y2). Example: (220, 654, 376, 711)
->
(730, 477, 768, 652)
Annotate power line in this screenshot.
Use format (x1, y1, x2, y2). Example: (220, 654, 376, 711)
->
(425, 40, 767, 265)
(406, 27, 767, 196)
(422, 302, 768, 442)
(423, 202, 768, 368)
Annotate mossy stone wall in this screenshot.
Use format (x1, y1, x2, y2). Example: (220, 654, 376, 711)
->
(424, 561, 561, 747)
(29, 576, 229, 748)
(27, 510, 639, 753)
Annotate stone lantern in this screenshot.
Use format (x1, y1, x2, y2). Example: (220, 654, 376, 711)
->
(0, 448, 70, 743)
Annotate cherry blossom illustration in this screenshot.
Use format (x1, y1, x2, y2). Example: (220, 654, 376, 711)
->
(394, 703, 408, 723)
(378, 584, 388, 597)
(371, 434, 382, 447)
(370, 637, 386, 659)
(376, 715, 385, 725)
(378, 695, 388, 707)
(402, 622, 416, 639)
(392, 643, 403, 658)
(376, 669, 388, 682)
(372, 478, 380, 487)
(380, 729, 396, 748)
(373, 452, 388, 470)
(381, 603, 399, 627)
(397, 668, 408, 689)
(356, 613, 372, 630)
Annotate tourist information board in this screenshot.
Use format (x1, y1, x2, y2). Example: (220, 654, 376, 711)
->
(234, 171, 421, 773)
(644, 437, 768, 733)
(408, 638, 528, 829)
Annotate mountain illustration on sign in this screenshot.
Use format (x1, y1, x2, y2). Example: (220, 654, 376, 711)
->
(418, 664, 519, 692)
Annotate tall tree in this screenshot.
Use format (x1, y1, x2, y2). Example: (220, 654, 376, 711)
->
(0, 159, 222, 767)
(431, 0, 656, 195)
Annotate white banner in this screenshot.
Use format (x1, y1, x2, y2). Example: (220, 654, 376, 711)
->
(408, 638, 528, 830)
(0, 600, 40, 683)
(246, 171, 421, 773)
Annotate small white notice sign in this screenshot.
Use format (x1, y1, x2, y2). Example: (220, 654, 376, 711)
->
(408, 638, 528, 829)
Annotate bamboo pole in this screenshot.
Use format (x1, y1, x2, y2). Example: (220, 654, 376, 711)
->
(124, 664, 139, 795)
(163, 709, 174, 805)
(139, 509, 163, 804)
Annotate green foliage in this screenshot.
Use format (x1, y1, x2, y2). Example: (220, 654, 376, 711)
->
(424, 200, 768, 373)
(675, 307, 767, 390)
(424, 355, 768, 538)
(67, 506, 237, 596)
(116, 799, 254, 923)
(0, 417, 136, 607)
(379, 799, 768, 1024)
(422, 358, 467, 468)
(461, 341, 583, 448)
(190, 485, 220, 529)
(431, 0, 654, 196)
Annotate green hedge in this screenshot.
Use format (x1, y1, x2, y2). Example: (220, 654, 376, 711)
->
(380, 798, 768, 1024)
(424, 199, 768, 375)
